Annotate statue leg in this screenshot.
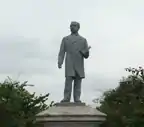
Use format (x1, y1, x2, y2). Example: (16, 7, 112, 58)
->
(61, 76, 73, 102)
(73, 76, 82, 102)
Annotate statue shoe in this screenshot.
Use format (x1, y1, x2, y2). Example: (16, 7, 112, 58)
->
(74, 100, 81, 103)
(60, 99, 70, 103)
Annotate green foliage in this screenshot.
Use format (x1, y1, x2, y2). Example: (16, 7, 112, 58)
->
(98, 67, 144, 127)
(0, 77, 53, 127)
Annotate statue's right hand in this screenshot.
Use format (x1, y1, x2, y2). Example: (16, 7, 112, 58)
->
(58, 64, 62, 69)
(88, 46, 91, 50)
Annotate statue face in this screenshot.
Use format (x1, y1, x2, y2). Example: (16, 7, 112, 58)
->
(70, 22, 79, 33)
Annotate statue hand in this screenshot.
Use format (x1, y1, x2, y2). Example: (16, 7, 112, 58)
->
(58, 64, 62, 69)
(88, 46, 91, 50)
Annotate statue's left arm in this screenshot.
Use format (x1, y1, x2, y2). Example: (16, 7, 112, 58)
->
(80, 39, 90, 59)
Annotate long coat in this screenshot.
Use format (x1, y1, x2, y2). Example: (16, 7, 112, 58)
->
(58, 34, 89, 78)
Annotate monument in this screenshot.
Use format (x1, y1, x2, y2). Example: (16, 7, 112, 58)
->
(36, 21, 106, 127)
(58, 21, 91, 103)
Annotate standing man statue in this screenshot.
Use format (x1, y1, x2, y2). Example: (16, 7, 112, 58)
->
(58, 21, 91, 103)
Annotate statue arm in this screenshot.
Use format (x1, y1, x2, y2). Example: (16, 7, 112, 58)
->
(58, 37, 65, 67)
(80, 39, 90, 59)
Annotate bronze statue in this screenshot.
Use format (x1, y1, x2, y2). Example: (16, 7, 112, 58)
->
(58, 21, 91, 103)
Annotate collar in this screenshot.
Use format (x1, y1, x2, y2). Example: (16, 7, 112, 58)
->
(71, 33, 79, 36)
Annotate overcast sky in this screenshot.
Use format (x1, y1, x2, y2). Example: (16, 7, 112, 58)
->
(0, 0, 144, 105)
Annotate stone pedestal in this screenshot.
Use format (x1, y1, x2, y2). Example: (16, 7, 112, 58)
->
(36, 102, 106, 127)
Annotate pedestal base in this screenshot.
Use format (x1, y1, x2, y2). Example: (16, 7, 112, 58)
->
(43, 122, 100, 127)
(36, 102, 106, 127)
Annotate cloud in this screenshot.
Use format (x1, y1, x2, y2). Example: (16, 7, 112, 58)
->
(0, 36, 57, 74)
(0, 0, 144, 105)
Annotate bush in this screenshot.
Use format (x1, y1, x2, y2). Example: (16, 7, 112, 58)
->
(98, 67, 144, 127)
(0, 77, 53, 127)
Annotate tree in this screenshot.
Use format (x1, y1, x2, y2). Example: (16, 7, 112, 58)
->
(97, 67, 144, 127)
(0, 77, 53, 127)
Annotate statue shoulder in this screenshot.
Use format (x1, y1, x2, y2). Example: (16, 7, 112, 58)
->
(79, 35, 87, 41)
(62, 35, 71, 40)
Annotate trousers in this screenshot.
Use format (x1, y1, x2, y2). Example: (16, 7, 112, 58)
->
(63, 73, 82, 102)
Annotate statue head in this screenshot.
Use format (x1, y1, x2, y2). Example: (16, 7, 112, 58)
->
(70, 21, 80, 34)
